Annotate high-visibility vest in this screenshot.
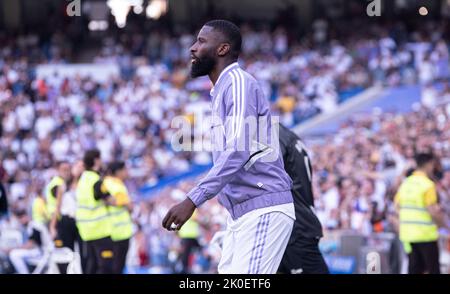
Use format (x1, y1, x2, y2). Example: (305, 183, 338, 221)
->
(103, 176, 133, 241)
(178, 211, 200, 239)
(75, 171, 112, 241)
(397, 173, 439, 243)
(32, 196, 48, 225)
(45, 176, 64, 217)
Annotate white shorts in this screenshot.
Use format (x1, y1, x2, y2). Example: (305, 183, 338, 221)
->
(218, 205, 294, 274)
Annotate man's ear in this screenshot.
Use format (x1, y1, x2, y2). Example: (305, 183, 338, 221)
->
(217, 43, 231, 57)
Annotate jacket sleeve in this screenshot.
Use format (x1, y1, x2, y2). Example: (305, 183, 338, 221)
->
(93, 180, 111, 201)
(187, 75, 257, 207)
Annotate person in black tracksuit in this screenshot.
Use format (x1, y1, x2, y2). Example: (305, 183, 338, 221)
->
(0, 181, 8, 219)
(0, 167, 8, 219)
(277, 124, 329, 274)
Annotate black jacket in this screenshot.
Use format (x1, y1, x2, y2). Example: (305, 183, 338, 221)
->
(279, 124, 323, 240)
(0, 182, 8, 216)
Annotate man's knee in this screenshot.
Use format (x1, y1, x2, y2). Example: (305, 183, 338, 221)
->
(9, 249, 24, 261)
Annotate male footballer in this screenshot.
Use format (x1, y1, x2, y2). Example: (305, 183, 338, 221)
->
(162, 20, 295, 274)
(277, 123, 329, 274)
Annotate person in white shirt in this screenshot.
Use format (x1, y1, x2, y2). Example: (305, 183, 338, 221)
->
(50, 160, 83, 252)
(8, 211, 52, 274)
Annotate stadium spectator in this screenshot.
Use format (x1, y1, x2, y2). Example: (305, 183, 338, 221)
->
(0, 166, 8, 219)
(7, 210, 52, 274)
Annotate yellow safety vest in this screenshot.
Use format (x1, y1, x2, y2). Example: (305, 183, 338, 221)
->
(32, 196, 49, 225)
(76, 171, 112, 241)
(103, 176, 133, 241)
(178, 211, 200, 239)
(45, 176, 64, 217)
(397, 172, 439, 243)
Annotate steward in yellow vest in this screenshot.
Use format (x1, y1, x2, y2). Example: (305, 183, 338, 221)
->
(76, 149, 114, 274)
(103, 161, 134, 274)
(46, 161, 71, 247)
(32, 194, 49, 225)
(395, 152, 447, 274)
(45, 175, 64, 220)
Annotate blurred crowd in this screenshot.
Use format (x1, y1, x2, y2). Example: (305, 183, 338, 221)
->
(93, 19, 450, 126)
(310, 84, 450, 234)
(136, 82, 450, 272)
(1, 19, 450, 272)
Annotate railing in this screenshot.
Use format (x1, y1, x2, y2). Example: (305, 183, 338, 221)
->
(138, 164, 212, 199)
(320, 229, 450, 274)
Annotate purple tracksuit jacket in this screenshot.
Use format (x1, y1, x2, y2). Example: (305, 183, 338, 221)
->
(186, 62, 293, 220)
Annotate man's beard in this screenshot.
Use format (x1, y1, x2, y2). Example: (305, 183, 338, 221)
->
(190, 55, 216, 78)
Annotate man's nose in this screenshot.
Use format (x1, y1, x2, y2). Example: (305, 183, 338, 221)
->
(190, 43, 197, 53)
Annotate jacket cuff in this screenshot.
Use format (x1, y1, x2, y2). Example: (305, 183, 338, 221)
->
(186, 187, 208, 208)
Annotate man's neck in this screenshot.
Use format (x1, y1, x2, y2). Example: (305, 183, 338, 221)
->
(415, 169, 430, 178)
(209, 59, 236, 85)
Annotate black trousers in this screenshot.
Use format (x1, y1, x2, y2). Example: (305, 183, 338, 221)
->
(56, 215, 79, 250)
(55, 215, 84, 274)
(85, 237, 114, 274)
(408, 241, 440, 274)
(112, 239, 130, 274)
(179, 238, 200, 274)
(278, 237, 329, 274)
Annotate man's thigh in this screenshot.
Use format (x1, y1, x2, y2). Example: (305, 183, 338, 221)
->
(279, 238, 329, 274)
(227, 212, 294, 274)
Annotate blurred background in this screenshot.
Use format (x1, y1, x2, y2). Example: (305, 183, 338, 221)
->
(0, 0, 449, 274)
